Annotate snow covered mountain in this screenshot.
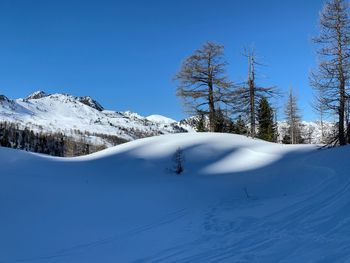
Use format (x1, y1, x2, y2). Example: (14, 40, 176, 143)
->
(277, 120, 336, 144)
(0, 91, 191, 150)
(1, 133, 349, 262)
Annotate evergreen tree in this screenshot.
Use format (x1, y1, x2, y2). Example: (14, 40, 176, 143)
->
(233, 115, 248, 135)
(196, 111, 207, 132)
(257, 97, 276, 142)
(226, 119, 236, 134)
(282, 134, 292, 144)
(214, 108, 226, 132)
(0, 128, 10, 147)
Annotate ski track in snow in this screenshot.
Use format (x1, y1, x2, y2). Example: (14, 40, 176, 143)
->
(137, 147, 350, 263)
(14, 208, 189, 263)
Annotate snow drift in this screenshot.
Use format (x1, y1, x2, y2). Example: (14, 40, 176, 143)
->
(0, 133, 349, 262)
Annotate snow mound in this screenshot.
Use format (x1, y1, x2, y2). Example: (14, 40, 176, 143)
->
(0, 133, 349, 262)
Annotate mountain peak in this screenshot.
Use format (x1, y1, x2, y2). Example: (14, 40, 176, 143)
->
(0, 95, 10, 102)
(76, 96, 104, 111)
(24, 91, 104, 112)
(25, 91, 48, 100)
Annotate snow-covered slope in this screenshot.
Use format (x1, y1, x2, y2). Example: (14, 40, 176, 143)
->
(181, 115, 336, 144)
(1, 133, 349, 262)
(146, 114, 177, 124)
(277, 120, 335, 144)
(0, 91, 189, 147)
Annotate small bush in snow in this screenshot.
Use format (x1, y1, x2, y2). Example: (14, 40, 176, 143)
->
(172, 147, 184, 175)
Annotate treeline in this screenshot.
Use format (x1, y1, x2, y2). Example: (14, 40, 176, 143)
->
(0, 122, 65, 156)
(0, 122, 126, 157)
(175, 0, 350, 146)
(191, 106, 277, 143)
(184, 108, 336, 145)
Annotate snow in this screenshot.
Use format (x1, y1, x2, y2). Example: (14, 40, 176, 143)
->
(146, 114, 177, 124)
(1, 132, 349, 262)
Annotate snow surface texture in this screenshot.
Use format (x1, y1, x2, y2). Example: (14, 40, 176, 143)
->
(0, 92, 192, 147)
(1, 133, 349, 262)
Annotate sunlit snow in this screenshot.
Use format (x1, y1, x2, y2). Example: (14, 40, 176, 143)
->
(0, 133, 348, 262)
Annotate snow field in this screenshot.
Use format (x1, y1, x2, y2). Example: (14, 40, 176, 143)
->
(0, 133, 349, 262)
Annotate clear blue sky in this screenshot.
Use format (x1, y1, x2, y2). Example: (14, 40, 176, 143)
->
(0, 0, 325, 121)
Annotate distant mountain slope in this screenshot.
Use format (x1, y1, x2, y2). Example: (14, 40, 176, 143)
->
(277, 120, 335, 144)
(0, 91, 190, 155)
(146, 114, 177, 124)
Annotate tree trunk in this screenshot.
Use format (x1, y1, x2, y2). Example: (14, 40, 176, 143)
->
(320, 109, 324, 143)
(339, 81, 346, 145)
(249, 78, 255, 137)
(248, 55, 256, 137)
(208, 82, 216, 132)
(336, 14, 347, 145)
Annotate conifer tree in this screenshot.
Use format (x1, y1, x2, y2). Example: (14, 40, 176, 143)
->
(284, 88, 302, 144)
(233, 115, 248, 135)
(175, 42, 233, 132)
(257, 97, 276, 142)
(195, 111, 207, 132)
(213, 108, 226, 132)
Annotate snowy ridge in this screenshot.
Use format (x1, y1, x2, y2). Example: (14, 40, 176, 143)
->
(146, 114, 177, 124)
(0, 91, 190, 146)
(24, 90, 48, 100)
(0, 133, 349, 262)
(277, 120, 335, 143)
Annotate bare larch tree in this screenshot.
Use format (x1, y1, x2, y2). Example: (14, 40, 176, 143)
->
(175, 42, 232, 132)
(232, 48, 276, 137)
(285, 87, 302, 144)
(311, 0, 350, 146)
(311, 91, 327, 143)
